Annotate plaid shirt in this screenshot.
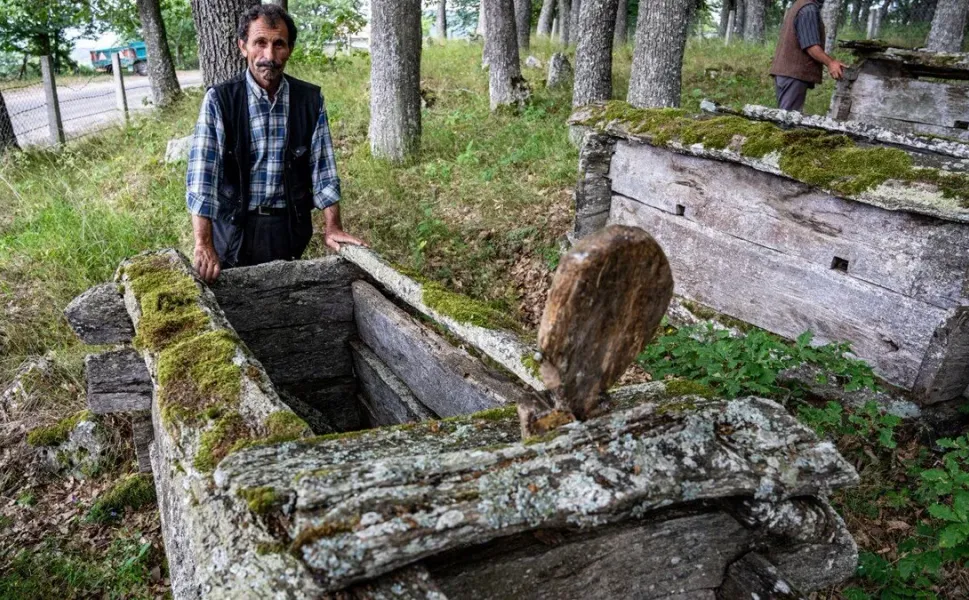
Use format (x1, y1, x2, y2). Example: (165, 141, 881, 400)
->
(186, 71, 341, 218)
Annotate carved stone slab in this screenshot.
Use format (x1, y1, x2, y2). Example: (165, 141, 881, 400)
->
(539, 225, 673, 419)
(351, 340, 437, 426)
(65, 282, 134, 345)
(85, 348, 152, 414)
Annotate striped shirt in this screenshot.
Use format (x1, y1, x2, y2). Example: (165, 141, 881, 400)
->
(186, 70, 341, 218)
(794, 3, 823, 50)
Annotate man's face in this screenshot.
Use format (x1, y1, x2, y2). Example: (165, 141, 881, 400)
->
(238, 16, 291, 90)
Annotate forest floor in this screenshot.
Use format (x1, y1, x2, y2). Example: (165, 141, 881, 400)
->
(1, 36, 966, 599)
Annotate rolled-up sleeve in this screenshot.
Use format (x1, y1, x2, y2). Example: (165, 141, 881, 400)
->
(185, 89, 225, 218)
(311, 97, 342, 210)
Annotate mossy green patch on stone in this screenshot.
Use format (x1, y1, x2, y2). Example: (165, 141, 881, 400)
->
(663, 379, 716, 399)
(26, 410, 91, 447)
(289, 516, 362, 552)
(306, 429, 369, 444)
(580, 101, 969, 207)
(238, 486, 283, 514)
(655, 399, 700, 414)
(157, 330, 241, 427)
(87, 473, 156, 523)
(194, 412, 251, 473)
(227, 411, 312, 453)
(521, 354, 541, 379)
(256, 542, 287, 555)
(125, 256, 209, 352)
(446, 404, 519, 423)
(422, 281, 522, 332)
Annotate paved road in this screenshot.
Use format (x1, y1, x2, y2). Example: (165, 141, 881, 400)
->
(3, 71, 203, 147)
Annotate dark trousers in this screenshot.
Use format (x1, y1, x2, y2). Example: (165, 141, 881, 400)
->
(212, 213, 312, 269)
(774, 75, 811, 112)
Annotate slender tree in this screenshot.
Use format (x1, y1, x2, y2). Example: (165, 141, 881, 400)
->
(137, 0, 182, 107)
(733, 0, 746, 39)
(514, 0, 532, 50)
(718, 0, 734, 36)
(437, 0, 448, 40)
(614, 0, 628, 46)
(0, 92, 18, 153)
(744, 0, 766, 42)
(857, 0, 872, 30)
(628, 0, 694, 107)
(573, 0, 619, 106)
(538, 0, 556, 35)
(369, 0, 422, 163)
(190, 0, 260, 87)
(559, 0, 572, 44)
(484, 0, 530, 109)
(569, 0, 583, 44)
(926, 0, 969, 52)
(821, 0, 845, 52)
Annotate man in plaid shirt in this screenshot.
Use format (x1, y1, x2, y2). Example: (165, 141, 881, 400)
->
(186, 4, 365, 283)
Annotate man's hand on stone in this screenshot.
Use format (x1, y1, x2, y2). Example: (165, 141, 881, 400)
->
(194, 244, 221, 283)
(828, 60, 846, 80)
(324, 228, 368, 252)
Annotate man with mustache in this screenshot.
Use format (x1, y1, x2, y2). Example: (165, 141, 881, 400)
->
(769, 0, 847, 112)
(186, 4, 365, 283)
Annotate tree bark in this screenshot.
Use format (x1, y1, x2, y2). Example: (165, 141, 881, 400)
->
(821, 0, 844, 52)
(190, 0, 260, 87)
(437, 0, 448, 40)
(515, 0, 532, 51)
(484, 0, 531, 109)
(733, 0, 747, 39)
(719, 0, 734, 36)
(573, 0, 619, 106)
(570, 0, 583, 45)
(369, 0, 423, 163)
(137, 0, 182, 107)
(628, 0, 694, 108)
(614, 0, 628, 46)
(926, 0, 969, 52)
(559, 0, 573, 44)
(851, 0, 865, 29)
(538, 0, 556, 35)
(0, 92, 19, 153)
(744, 0, 766, 42)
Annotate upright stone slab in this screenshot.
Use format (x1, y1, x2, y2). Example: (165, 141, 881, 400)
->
(64, 282, 134, 345)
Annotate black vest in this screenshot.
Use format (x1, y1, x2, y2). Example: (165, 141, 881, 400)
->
(211, 72, 323, 226)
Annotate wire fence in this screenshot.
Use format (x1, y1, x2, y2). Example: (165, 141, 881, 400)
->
(0, 56, 182, 150)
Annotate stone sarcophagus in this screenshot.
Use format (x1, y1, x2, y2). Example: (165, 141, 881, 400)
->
(570, 102, 969, 409)
(828, 41, 969, 142)
(65, 234, 859, 599)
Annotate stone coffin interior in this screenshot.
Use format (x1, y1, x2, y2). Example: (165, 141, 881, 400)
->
(210, 257, 523, 436)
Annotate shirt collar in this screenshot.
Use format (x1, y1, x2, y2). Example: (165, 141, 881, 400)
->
(244, 69, 289, 105)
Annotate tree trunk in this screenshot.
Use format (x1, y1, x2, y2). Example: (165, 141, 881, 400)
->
(744, 0, 766, 42)
(137, 0, 182, 107)
(570, 0, 583, 45)
(733, 0, 746, 39)
(719, 0, 734, 36)
(559, 0, 572, 44)
(573, 0, 619, 106)
(437, 0, 448, 40)
(484, 0, 531, 110)
(0, 92, 19, 153)
(190, 0, 259, 87)
(369, 0, 422, 163)
(628, 0, 694, 107)
(821, 0, 844, 52)
(615, 0, 628, 46)
(851, 0, 865, 29)
(538, 0, 556, 35)
(926, 0, 969, 52)
(515, 0, 532, 51)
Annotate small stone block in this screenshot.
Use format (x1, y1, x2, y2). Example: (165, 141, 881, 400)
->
(65, 283, 134, 345)
(86, 349, 152, 414)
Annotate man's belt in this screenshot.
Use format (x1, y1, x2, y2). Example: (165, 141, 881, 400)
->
(250, 205, 288, 217)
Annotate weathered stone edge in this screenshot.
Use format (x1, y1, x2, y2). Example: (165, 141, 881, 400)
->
(339, 246, 545, 391)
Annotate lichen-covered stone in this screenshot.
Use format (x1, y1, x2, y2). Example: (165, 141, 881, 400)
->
(28, 411, 106, 479)
(64, 282, 134, 345)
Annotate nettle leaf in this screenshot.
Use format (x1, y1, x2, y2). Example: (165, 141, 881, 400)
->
(928, 504, 961, 523)
(896, 554, 921, 579)
(938, 523, 969, 548)
(954, 491, 969, 519)
(921, 469, 950, 484)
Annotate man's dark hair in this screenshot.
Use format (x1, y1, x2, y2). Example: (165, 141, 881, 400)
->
(238, 5, 298, 48)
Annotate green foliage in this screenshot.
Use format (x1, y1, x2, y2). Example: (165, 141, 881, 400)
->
(289, 0, 366, 60)
(638, 325, 876, 400)
(797, 401, 902, 450)
(0, 533, 158, 599)
(0, 0, 96, 71)
(25, 409, 91, 446)
(87, 473, 156, 523)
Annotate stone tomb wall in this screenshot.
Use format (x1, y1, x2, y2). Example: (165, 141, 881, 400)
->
(571, 104, 969, 407)
(66, 247, 860, 599)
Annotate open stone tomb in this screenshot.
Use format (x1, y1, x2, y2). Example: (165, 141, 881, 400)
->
(65, 242, 860, 599)
(571, 102, 969, 412)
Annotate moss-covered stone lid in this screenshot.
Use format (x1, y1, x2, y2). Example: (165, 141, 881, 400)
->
(571, 101, 969, 225)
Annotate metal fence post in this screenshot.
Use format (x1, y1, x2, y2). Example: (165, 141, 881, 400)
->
(725, 11, 736, 45)
(112, 53, 129, 123)
(40, 56, 65, 146)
